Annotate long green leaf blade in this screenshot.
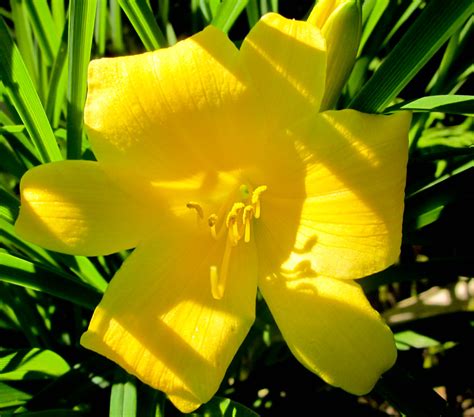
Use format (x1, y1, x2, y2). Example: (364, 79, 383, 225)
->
(385, 95, 474, 115)
(0, 253, 101, 310)
(24, 0, 60, 65)
(110, 375, 137, 417)
(212, 0, 249, 34)
(67, 0, 97, 159)
(118, 0, 166, 51)
(0, 18, 62, 162)
(350, 0, 474, 113)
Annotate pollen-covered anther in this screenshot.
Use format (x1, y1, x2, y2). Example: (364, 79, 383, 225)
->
(186, 202, 204, 220)
(243, 205, 254, 243)
(208, 214, 218, 239)
(226, 202, 245, 245)
(251, 185, 267, 219)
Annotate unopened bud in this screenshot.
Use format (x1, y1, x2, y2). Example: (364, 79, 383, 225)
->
(308, 0, 361, 110)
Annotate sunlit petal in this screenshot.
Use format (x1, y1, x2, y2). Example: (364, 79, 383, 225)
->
(85, 25, 260, 188)
(258, 110, 410, 280)
(81, 234, 257, 412)
(260, 274, 397, 395)
(240, 12, 326, 130)
(15, 161, 147, 256)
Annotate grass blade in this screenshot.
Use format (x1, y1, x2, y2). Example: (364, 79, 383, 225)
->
(118, 0, 166, 51)
(0, 17, 62, 162)
(385, 95, 474, 115)
(109, 0, 125, 53)
(95, 0, 108, 56)
(24, 0, 60, 66)
(67, 0, 97, 159)
(212, 0, 249, 34)
(10, 0, 38, 87)
(110, 374, 137, 417)
(45, 23, 68, 129)
(350, 0, 474, 113)
(0, 253, 101, 310)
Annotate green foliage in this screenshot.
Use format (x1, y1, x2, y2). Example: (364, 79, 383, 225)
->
(0, 0, 472, 416)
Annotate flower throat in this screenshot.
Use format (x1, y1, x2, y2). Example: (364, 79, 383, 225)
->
(186, 185, 267, 300)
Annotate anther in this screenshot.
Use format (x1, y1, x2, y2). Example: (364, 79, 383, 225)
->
(208, 214, 218, 239)
(243, 205, 254, 243)
(251, 186, 267, 219)
(186, 202, 204, 219)
(226, 202, 245, 229)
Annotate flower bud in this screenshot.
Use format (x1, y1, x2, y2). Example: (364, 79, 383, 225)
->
(308, 0, 361, 110)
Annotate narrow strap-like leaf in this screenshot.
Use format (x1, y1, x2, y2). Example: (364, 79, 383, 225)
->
(0, 18, 62, 162)
(350, 0, 473, 113)
(118, 0, 167, 51)
(24, 0, 60, 65)
(0, 253, 101, 310)
(110, 374, 137, 417)
(385, 95, 474, 115)
(67, 0, 97, 159)
(212, 0, 249, 33)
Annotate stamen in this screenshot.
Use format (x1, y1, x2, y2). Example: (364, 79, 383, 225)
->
(209, 265, 220, 299)
(210, 234, 233, 300)
(226, 202, 245, 244)
(243, 205, 254, 243)
(208, 214, 218, 239)
(186, 202, 204, 219)
(251, 186, 267, 219)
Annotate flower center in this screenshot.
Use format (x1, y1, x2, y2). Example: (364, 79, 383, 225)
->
(186, 185, 267, 300)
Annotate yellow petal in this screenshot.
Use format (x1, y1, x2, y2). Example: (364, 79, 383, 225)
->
(259, 274, 397, 395)
(240, 12, 326, 130)
(15, 161, 147, 256)
(81, 234, 257, 412)
(260, 110, 411, 280)
(85, 25, 259, 188)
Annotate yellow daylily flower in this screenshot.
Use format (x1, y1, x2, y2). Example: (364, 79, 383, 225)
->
(15, 12, 410, 413)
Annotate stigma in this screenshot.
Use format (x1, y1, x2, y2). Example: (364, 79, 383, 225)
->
(186, 184, 267, 300)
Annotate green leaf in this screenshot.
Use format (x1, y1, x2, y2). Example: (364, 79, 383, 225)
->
(95, 0, 108, 56)
(212, 0, 248, 34)
(0, 218, 61, 267)
(245, 0, 259, 28)
(0, 253, 101, 310)
(394, 331, 440, 349)
(45, 23, 68, 129)
(7, 411, 86, 417)
(66, 0, 97, 159)
(24, 0, 60, 65)
(118, 0, 167, 51)
(0, 139, 27, 178)
(0, 18, 62, 162)
(0, 349, 70, 381)
(196, 396, 260, 417)
(10, 0, 38, 87)
(109, 0, 125, 53)
(385, 95, 474, 115)
(0, 382, 31, 408)
(350, 0, 474, 113)
(110, 375, 137, 417)
(403, 160, 472, 231)
(0, 187, 20, 223)
(0, 112, 40, 164)
(358, 0, 389, 53)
